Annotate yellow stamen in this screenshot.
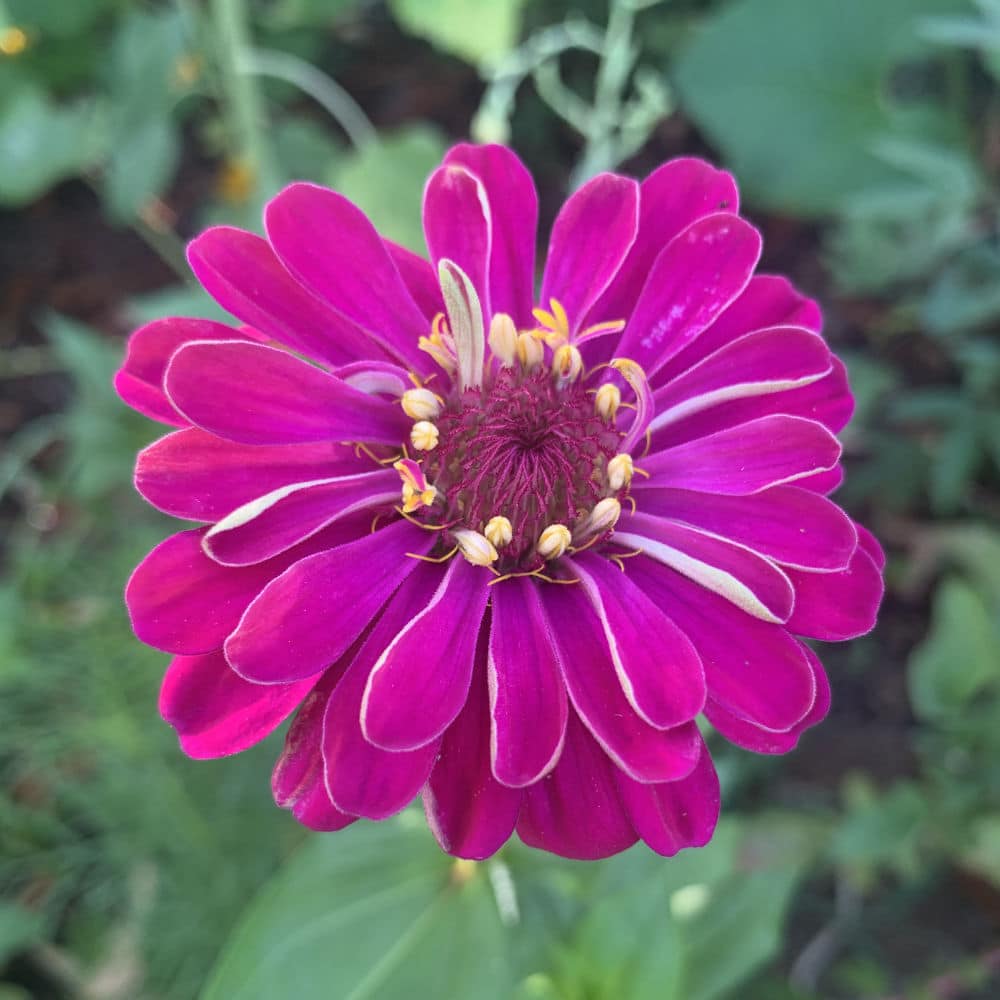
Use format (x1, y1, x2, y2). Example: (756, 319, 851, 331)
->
(607, 453, 634, 491)
(419, 312, 457, 371)
(394, 459, 436, 512)
(552, 343, 583, 384)
(594, 383, 621, 421)
(454, 529, 499, 567)
(484, 515, 513, 548)
(488, 313, 518, 367)
(517, 332, 543, 372)
(410, 420, 439, 452)
(407, 545, 459, 564)
(583, 497, 621, 536)
(401, 388, 442, 421)
(537, 524, 572, 560)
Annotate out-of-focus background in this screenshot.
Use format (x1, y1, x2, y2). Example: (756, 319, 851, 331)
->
(2, 0, 1000, 997)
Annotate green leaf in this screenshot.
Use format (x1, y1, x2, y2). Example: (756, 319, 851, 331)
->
(126, 285, 231, 326)
(331, 126, 448, 252)
(0, 84, 102, 205)
(909, 577, 999, 720)
(202, 817, 511, 1000)
(674, 0, 968, 215)
(7, 0, 116, 37)
(388, 0, 526, 67)
(0, 902, 44, 965)
(103, 117, 181, 221)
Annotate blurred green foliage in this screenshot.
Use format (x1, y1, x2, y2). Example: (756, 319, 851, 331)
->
(3, 0, 1000, 998)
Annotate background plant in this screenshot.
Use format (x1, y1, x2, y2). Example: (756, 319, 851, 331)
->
(2, 0, 999, 998)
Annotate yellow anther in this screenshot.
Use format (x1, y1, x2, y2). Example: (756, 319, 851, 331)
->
(419, 313, 457, 371)
(537, 524, 572, 561)
(584, 497, 622, 536)
(484, 515, 513, 548)
(532, 299, 570, 346)
(410, 420, 439, 451)
(488, 313, 518, 367)
(552, 343, 583, 383)
(401, 388, 442, 421)
(607, 453, 634, 491)
(454, 529, 499, 567)
(394, 459, 436, 513)
(517, 331, 543, 372)
(594, 383, 621, 421)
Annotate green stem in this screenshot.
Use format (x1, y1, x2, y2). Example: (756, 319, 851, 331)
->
(210, 0, 269, 188)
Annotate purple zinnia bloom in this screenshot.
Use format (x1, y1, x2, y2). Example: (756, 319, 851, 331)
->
(117, 145, 883, 860)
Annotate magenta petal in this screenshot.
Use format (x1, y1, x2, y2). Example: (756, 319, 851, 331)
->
(540, 173, 639, 334)
(488, 578, 568, 787)
(135, 428, 364, 522)
(629, 557, 817, 732)
(633, 486, 858, 571)
(160, 650, 315, 759)
(186, 227, 383, 366)
(785, 546, 884, 641)
(126, 529, 276, 655)
(615, 738, 720, 856)
(650, 325, 831, 430)
(617, 513, 795, 623)
(424, 652, 522, 859)
(615, 213, 761, 378)
(387, 241, 444, 321)
(444, 143, 538, 328)
(114, 317, 249, 426)
(855, 522, 886, 570)
(541, 582, 702, 782)
(361, 558, 491, 751)
(225, 519, 432, 684)
(574, 554, 706, 728)
(655, 273, 823, 385)
(264, 182, 429, 370)
(517, 712, 638, 860)
(706, 642, 831, 754)
(165, 340, 410, 446)
(323, 577, 442, 820)
(423, 164, 492, 314)
(203, 469, 400, 566)
(643, 415, 841, 495)
(591, 158, 739, 324)
(272, 670, 357, 831)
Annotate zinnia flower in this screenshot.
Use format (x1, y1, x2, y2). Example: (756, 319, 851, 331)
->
(117, 145, 883, 860)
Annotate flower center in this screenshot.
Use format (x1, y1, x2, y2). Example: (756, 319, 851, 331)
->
(423, 369, 620, 569)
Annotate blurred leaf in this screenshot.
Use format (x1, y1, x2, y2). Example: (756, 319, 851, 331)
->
(262, 0, 359, 29)
(388, 0, 526, 67)
(961, 814, 1000, 887)
(909, 577, 999, 720)
(923, 244, 1000, 335)
(0, 902, 44, 965)
(927, 417, 982, 514)
(675, 0, 968, 215)
(832, 779, 928, 884)
(202, 817, 510, 1000)
(6, 0, 116, 37)
(921, 0, 1000, 81)
(103, 118, 181, 221)
(272, 116, 344, 184)
(331, 126, 448, 252)
(0, 84, 103, 205)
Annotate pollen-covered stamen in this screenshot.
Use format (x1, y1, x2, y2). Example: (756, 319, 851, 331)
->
(607, 453, 634, 491)
(410, 420, 439, 451)
(552, 343, 583, 385)
(394, 458, 436, 513)
(401, 388, 442, 421)
(488, 313, 518, 367)
(517, 332, 543, 372)
(576, 497, 621, 541)
(538, 524, 572, 560)
(418, 312, 457, 372)
(485, 515, 513, 548)
(532, 298, 570, 346)
(594, 383, 621, 421)
(454, 529, 499, 567)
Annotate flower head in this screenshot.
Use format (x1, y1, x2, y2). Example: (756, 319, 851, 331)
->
(118, 146, 883, 860)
